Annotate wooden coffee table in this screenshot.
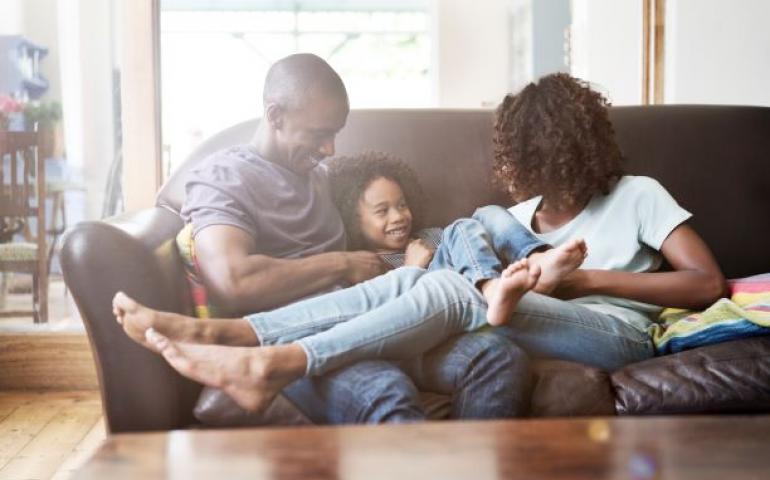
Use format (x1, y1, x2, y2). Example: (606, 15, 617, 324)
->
(74, 415, 769, 479)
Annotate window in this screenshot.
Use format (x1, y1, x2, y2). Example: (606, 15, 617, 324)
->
(160, 0, 431, 175)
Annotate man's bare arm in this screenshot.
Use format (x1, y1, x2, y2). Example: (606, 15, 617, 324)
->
(553, 224, 727, 309)
(194, 225, 389, 314)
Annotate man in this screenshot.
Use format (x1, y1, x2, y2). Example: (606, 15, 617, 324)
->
(120, 53, 530, 423)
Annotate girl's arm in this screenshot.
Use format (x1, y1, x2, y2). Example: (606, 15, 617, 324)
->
(554, 224, 728, 309)
(404, 238, 435, 268)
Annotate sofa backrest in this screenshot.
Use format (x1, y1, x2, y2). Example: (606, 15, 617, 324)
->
(158, 105, 770, 279)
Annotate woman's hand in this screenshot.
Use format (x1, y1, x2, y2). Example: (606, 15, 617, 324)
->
(551, 224, 727, 309)
(404, 238, 435, 268)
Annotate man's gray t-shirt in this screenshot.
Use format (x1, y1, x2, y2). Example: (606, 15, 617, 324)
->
(180, 144, 346, 258)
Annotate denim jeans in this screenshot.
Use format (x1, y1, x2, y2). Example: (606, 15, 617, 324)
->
(248, 267, 490, 375)
(491, 292, 655, 371)
(283, 330, 531, 423)
(429, 205, 547, 285)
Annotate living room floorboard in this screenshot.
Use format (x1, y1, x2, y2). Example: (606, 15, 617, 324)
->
(0, 390, 104, 480)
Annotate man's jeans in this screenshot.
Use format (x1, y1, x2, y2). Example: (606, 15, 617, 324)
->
(283, 330, 531, 423)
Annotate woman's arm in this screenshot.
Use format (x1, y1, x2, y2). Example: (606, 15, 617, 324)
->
(554, 224, 728, 309)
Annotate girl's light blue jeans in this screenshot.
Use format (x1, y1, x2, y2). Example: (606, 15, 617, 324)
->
(429, 205, 548, 284)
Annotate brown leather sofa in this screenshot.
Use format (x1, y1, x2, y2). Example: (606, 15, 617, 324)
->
(61, 106, 770, 433)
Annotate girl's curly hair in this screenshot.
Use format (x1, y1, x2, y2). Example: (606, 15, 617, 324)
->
(493, 73, 623, 210)
(326, 151, 425, 250)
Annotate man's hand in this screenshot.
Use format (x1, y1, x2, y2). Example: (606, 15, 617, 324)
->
(342, 251, 390, 285)
(404, 239, 434, 268)
(195, 225, 388, 313)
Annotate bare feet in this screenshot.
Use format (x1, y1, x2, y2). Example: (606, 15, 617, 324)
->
(528, 239, 587, 295)
(113, 292, 197, 351)
(112, 291, 257, 350)
(145, 329, 306, 413)
(483, 259, 541, 326)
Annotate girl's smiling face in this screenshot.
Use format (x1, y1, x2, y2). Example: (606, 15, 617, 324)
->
(357, 176, 413, 252)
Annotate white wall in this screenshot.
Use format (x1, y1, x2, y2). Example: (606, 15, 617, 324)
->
(0, 1, 23, 34)
(665, 0, 770, 106)
(570, 0, 643, 105)
(432, 0, 511, 107)
(531, 0, 571, 78)
(509, 0, 571, 92)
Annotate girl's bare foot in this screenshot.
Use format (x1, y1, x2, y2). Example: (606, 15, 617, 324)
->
(528, 239, 587, 295)
(112, 291, 257, 350)
(483, 259, 541, 326)
(145, 329, 306, 413)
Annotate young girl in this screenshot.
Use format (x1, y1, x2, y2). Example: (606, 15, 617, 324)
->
(325, 151, 586, 324)
(486, 72, 727, 370)
(113, 153, 585, 414)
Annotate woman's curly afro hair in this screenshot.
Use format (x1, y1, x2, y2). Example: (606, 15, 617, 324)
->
(326, 151, 425, 250)
(493, 73, 624, 211)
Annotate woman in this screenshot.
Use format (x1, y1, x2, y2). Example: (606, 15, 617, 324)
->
(487, 72, 726, 369)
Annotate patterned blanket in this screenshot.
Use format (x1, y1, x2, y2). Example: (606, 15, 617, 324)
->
(650, 274, 770, 354)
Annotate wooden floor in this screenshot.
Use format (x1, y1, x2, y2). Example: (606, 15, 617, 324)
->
(0, 276, 106, 479)
(0, 390, 105, 480)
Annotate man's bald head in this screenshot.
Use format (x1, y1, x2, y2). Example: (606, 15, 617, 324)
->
(263, 53, 348, 112)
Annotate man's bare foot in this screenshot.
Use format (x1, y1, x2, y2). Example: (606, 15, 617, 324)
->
(528, 239, 587, 295)
(112, 291, 257, 350)
(482, 259, 541, 326)
(145, 329, 306, 413)
(112, 292, 200, 350)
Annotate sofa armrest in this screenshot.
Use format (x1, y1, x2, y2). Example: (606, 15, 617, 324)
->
(60, 207, 201, 432)
(612, 336, 770, 415)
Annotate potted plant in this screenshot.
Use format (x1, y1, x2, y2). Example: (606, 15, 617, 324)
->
(0, 94, 24, 131)
(23, 100, 63, 158)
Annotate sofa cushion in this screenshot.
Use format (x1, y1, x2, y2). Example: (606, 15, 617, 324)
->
(612, 336, 770, 414)
(194, 386, 452, 426)
(194, 387, 313, 427)
(529, 360, 616, 417)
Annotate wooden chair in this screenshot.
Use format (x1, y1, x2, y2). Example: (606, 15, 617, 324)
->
(0, 130, 48, 323)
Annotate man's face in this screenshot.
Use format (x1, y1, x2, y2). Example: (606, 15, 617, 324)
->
(273, 94, 349, 175)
